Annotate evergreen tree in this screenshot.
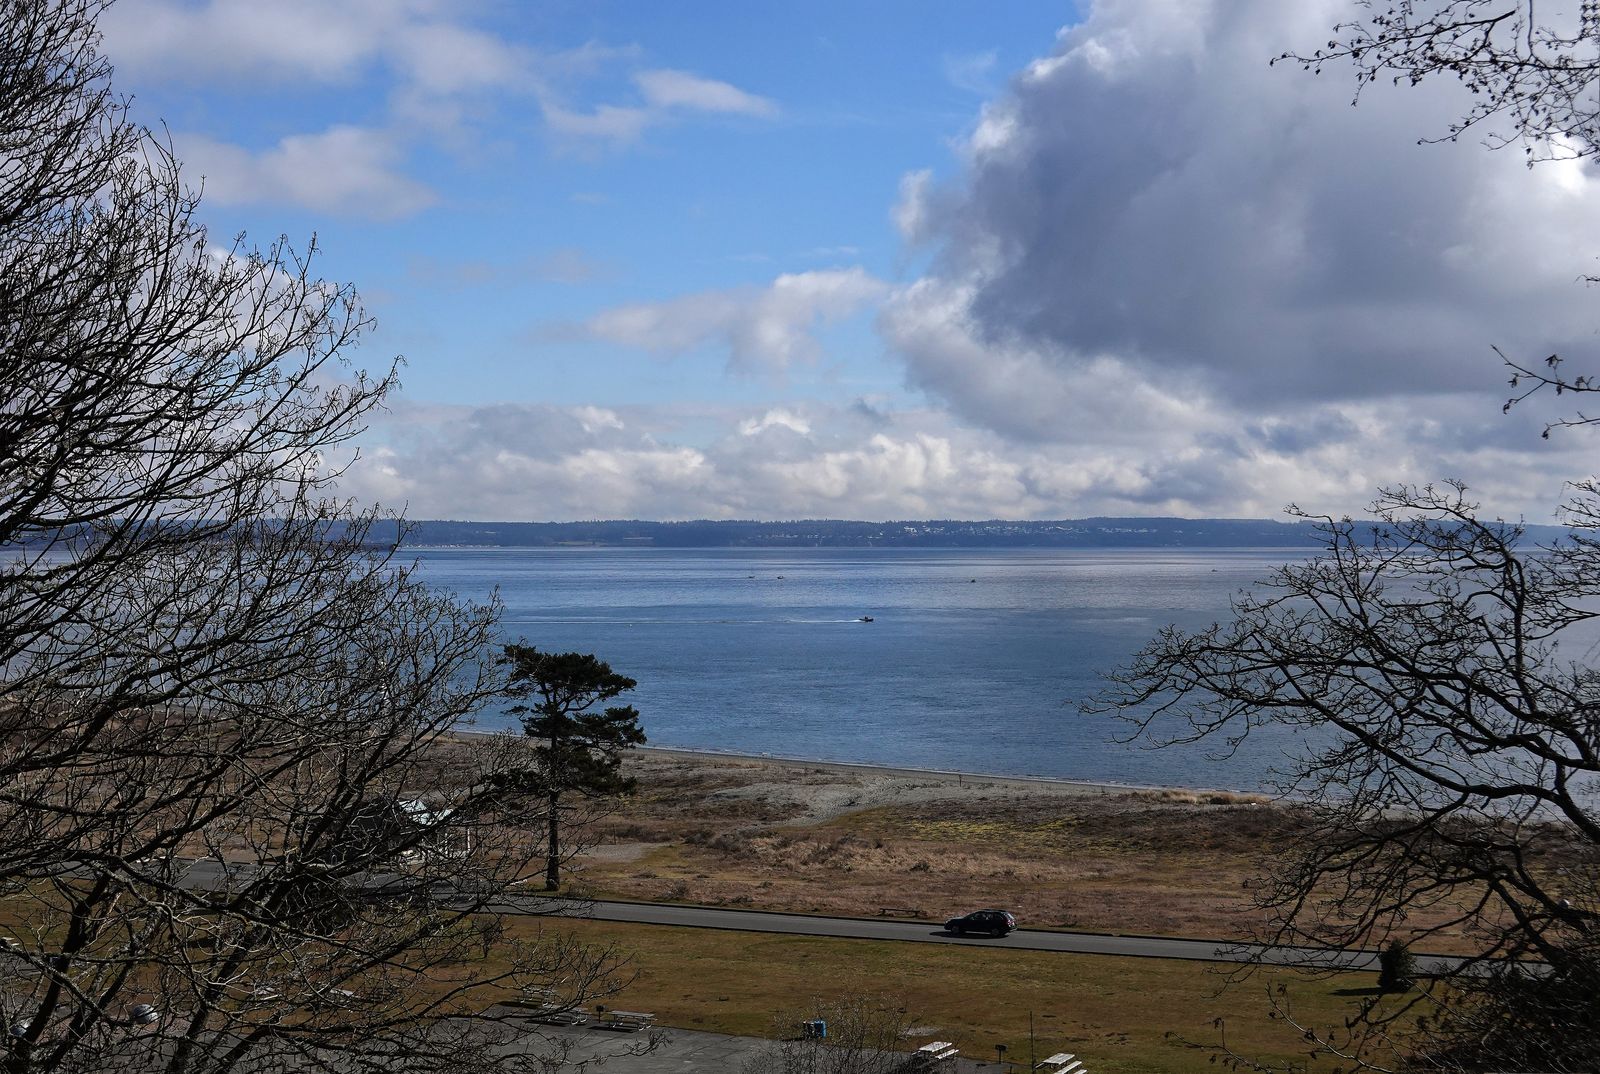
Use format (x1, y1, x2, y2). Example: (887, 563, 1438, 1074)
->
(1377, 940, 1416, 994)
(503, 644, 646, 890)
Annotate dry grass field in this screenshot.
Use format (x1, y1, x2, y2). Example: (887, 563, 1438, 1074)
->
(516, 748, 1455, 1071)
(0, 743, 1433, 1074)
(572, 749, 1474, 947)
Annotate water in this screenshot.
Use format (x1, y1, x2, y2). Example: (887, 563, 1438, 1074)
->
(413, 547, 1316, 792)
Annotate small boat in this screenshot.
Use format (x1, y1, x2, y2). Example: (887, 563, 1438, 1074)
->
(858, 615, 874, 623)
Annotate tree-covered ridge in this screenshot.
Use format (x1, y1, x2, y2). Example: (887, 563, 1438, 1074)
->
(378, 516, 1571, 549)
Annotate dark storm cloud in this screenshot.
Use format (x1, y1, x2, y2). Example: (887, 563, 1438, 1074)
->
(895, 0, 1600, 418)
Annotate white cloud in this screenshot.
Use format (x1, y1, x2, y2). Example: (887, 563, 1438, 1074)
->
(541, 102, 655, 144)
(892, 169, 935, 243)
(105, 0, 537, 90)
(103, 0, 400, 82)
(539, 68, 778, 147)
(103, 0, 777, 208)
(740, 409, 812, 436)
(180, 126, 435, 219)
(335, 394, 1591, 523)
(583, 268, 889, 372)
(583, 292, 743, 353)
(575, 406, 625, 434)
(635, 69, 778, 117)
(390, 20, 533, 94)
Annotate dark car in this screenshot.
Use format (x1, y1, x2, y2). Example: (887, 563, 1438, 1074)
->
(944, 909, 1016, 937)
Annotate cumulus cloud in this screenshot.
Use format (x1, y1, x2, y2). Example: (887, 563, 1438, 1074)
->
(582, 268, 889, 372)
(327, 0, 1600, 523)
(880, 278, 1214, 446)
(739, 409, 812, 436)
(896, 0, 1600, 414)
(333, 391, 1591, 523)
(342, 400, 1042, 521)
(180, 127, 435, 219)
(867, 0, 1598, 518)
(345, 404, 708, 521)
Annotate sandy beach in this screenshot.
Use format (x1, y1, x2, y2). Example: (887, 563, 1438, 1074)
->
(625, 744, 1253, 824)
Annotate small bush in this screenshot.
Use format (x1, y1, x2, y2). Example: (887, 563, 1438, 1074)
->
(708, 832, 752, 855)
(1377, 939, 1416, 993)
(604, 822, 672, 842)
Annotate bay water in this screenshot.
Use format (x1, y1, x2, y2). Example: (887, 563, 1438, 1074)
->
(415, 547, 1315, 792)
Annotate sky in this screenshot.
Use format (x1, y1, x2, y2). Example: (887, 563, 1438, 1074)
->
(98, 0, 1600, 523)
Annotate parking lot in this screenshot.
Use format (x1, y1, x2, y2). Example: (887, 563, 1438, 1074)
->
(501, 1021, 1006, 1072)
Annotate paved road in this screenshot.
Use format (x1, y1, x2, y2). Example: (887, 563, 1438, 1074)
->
(574, 900, 1267, 961)
(556, 899, 1471, 975)
(173, 859, 1464, 975)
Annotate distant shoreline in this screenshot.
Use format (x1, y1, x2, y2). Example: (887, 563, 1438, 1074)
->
(632, 743, 1209, 795)
(383, 516, 1342, 550)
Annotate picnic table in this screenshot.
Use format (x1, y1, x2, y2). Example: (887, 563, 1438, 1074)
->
(596, 1009, 655, 1031)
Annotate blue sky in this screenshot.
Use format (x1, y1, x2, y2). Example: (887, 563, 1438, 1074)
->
(99, 0, 1600, 522)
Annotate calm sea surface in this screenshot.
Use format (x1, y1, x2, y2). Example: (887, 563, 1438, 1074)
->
(414, 547, 1316, 792)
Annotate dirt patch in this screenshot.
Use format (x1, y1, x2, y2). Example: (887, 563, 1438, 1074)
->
(577, 841, 655, 864)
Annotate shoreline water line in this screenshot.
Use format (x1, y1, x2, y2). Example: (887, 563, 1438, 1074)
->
(448, 727, 1264, 799)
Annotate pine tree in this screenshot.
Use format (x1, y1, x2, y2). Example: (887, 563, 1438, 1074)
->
(503, 644, 647, 890)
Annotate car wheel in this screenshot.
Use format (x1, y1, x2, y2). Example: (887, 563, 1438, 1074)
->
(951, 924, 963, 936)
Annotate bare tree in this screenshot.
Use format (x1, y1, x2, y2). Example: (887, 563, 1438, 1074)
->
(1101, 7, 1600, 1069)
(1092, 5, 1600, 1070)
(1281, 1, 1600, 163)
(739, 995, 923, 1074)
(0, 3, 630, 1070)
(1097, 482, 1600, 1072)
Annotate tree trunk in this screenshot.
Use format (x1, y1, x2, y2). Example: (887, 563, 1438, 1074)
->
(545, 788, 560, 891)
